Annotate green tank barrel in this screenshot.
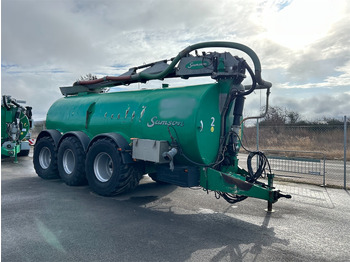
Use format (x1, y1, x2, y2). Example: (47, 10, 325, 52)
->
(47, 82, 234, 165)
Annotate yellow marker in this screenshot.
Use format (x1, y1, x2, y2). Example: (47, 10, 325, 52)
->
(210, 126, 214, 132)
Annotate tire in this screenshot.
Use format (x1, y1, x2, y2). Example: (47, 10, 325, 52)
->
(57, 136, 87, 186)
(85, 138, 143, 196)
(33, 136, 59, 179)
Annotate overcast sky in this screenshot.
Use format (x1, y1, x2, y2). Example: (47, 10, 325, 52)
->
(2, 0, 350, 121)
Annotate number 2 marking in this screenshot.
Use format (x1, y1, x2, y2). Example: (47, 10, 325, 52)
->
(211, 117, 215, 127)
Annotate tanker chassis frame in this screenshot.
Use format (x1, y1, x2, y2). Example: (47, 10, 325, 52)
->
(34, 42, 291, 211)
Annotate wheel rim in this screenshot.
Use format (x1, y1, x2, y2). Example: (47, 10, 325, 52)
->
(39, 147, 51, 169)
(62, 149, 75, 175)
(94, 152, 113, 182)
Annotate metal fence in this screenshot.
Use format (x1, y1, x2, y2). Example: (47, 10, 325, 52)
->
(241, 116, 349, 189)
(33, 118, 349, 188)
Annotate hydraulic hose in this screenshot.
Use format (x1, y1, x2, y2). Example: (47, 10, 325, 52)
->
(2, 96, 10, 110)
(239, 60, 257, 96)
(2, 95, 26, 111)
(75, 75, 132, 86)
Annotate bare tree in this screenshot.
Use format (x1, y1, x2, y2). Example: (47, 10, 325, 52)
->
(261, 106, 286, 126)
(287, 111, 301, 124)
(77, 73, 110, 93)
(78, 73, 97, 81)
(260, 106, 302, 125)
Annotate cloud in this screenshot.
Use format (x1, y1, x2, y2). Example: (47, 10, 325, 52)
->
(257, 0, 347, 49)
(2, 0, 112, 72)
(272, 93, 350, 120)
(285, 16, 350, 84)
(1, 0, 349, 121)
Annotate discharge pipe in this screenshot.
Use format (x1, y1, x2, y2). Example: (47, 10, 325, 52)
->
(136, 41, 272, 89)
(76, 41, 272, 90)
(162, 148, 178, 171)
(241, 87, 271, 124)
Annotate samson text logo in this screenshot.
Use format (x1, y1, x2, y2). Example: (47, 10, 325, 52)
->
(185, 60, 209, 70)
(147, 116, 184, 128)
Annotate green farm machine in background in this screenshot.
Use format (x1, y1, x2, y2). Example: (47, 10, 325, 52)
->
(33, 41, 291, 211)
(1, 95, 33, 162)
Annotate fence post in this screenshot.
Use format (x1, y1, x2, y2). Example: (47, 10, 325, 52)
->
(323, 154, 326, 187)
(345, 116, 347, 189)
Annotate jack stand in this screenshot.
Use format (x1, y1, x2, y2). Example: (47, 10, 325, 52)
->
(266, 201, 274, 213)
(14, 151, 18, 164)
(13, 143, 20, 163)
(265, 173, 275, 213)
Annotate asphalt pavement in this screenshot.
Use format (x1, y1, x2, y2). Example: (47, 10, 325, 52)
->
(2, 153, 350, 262)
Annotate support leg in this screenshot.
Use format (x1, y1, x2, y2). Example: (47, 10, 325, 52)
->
(266, 173, 275, 213)
(13, 144, 20, 163)
(14, 151, 18, 163)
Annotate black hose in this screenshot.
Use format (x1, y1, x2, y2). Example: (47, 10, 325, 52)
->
(246, 151, 271, 182)
(215, 192, 247, 204)
(240, 60, 257, 96)
(2, 96, 10, 110)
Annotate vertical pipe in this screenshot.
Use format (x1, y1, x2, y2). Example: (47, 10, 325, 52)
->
(256, 118, 259, 170)
(323, 154, 326, 187)
(344, 116, 347, 189)
(256, 118, 259, 151)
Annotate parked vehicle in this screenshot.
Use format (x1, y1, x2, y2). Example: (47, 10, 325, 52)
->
(1, 95, 32, 162)
(33, 42, 290, 210)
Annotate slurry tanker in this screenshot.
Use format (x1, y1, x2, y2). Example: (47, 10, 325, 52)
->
(2, 95, 32, 162)
(33, 42, 291, 211)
